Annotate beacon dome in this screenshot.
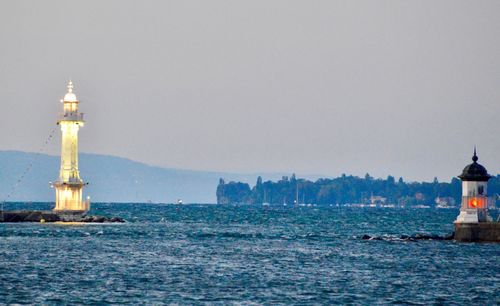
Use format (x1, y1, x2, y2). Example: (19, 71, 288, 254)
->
(458, 150, 491, 181)
(63, 92, 77, 102)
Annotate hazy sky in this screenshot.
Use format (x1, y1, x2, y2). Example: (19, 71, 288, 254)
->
(1, 1, 499, 182)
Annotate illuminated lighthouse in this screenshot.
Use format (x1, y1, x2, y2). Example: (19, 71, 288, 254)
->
(53, 81, 89, 212)
(454, 148, 492, 224)
(452, 148, 500, 242)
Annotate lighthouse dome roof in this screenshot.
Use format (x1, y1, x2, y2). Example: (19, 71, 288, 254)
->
(458, 149, 491, 181)
(64, 92, 77, 102)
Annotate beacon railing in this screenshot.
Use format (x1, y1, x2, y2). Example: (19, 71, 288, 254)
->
(59, 112, 84, 122)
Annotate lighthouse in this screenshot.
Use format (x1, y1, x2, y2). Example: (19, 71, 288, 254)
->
(453, 148, 500, 242)
(53, 81, 89, 212)
(454, 148, 492, 224)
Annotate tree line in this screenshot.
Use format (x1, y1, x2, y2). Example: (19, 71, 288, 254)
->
(216, 174, 500, 206)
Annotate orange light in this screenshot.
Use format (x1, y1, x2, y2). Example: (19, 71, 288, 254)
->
(468, 197, 486, 209)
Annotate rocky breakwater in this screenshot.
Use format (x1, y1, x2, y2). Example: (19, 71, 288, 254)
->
(361, 233, 454, 242)
(0, 210, 125, 223)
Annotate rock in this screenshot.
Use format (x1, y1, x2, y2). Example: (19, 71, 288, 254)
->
(109, 217, 125, 223)
(444, 233, 454, 240)
(93, 216, 105, 223)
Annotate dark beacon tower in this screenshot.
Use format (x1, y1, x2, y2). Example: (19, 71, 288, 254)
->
(454, 148, 500, 242)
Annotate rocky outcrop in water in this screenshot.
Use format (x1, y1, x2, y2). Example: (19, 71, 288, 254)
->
(0, 210, 125, 223)
(78, 215, 125, 223)
(361, 233, 454, 241)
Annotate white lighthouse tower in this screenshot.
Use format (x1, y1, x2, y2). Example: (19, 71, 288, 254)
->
(454, 148, 492, 224)
(53, 81, 89, 212)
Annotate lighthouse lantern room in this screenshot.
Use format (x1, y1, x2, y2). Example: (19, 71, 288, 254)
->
(455, 148, 492, 224)
(53, 81, 89, 212)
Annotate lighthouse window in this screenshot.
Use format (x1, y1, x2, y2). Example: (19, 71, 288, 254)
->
(478, 186, 484, 195)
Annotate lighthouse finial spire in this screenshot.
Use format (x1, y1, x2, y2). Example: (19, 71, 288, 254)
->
(67, 80, 74, 93)
(473, 146, 478, 163)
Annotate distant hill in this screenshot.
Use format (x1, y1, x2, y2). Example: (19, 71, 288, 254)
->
(0, 151, 290, 203)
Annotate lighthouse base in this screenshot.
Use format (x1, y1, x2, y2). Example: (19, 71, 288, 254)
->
(54, 182, 89, 212)
(454, 222, 500, 242)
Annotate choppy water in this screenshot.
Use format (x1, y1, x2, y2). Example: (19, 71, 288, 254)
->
(1, 203, 499, 305)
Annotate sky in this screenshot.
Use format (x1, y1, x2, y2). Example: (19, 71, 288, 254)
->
(0, 0, 499, 183)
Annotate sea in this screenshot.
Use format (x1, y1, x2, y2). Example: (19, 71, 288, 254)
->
(1, 203, 499, 305)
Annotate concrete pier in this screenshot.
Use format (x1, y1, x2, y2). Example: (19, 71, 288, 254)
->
(454, 222, 500, 242)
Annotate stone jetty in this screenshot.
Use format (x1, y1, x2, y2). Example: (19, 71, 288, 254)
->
(0, 210, 125, 223)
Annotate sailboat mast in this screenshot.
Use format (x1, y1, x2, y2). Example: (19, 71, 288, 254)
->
(295, 183, 299, 206)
